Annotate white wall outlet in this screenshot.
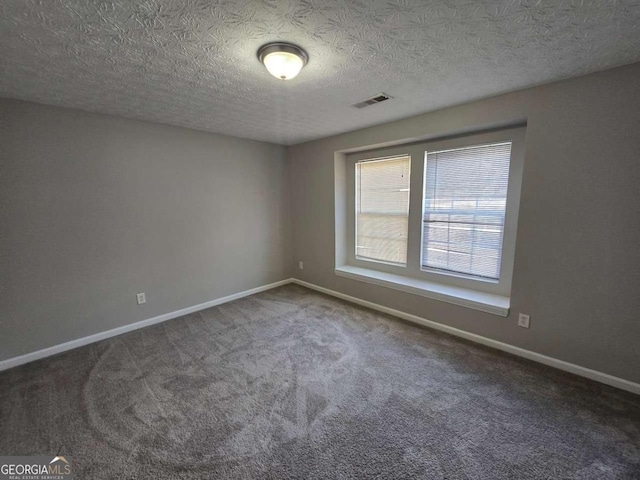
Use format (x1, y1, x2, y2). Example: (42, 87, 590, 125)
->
(136, 293, 146, 305)
(518, 313, 531, 329)
(299, 261, 304, 270)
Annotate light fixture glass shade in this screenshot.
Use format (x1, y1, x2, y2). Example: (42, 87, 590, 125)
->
(263, 51, 304, 80)
(258, 42, 308, 81)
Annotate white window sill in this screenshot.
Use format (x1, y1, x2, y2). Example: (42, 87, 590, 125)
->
(334, 265, 510, 317)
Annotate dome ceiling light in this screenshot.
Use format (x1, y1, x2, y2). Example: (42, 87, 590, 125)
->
(257, 42, 308, 81)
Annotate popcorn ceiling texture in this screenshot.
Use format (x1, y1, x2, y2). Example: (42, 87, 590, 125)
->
(1, 0, 640, 145)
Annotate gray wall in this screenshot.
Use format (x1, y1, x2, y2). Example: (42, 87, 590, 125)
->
(288, 62, 640, 384)
(2, 63, 640, 384)
(0, 99, 291, 361)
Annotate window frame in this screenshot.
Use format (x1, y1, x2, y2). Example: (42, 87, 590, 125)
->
(354, 153, 411, 267)
(345, 127, 525, 298)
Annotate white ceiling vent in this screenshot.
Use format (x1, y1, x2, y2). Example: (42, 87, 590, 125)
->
(351, 93, 393, 109)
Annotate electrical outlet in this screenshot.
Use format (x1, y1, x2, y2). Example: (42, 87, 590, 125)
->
(518, 313, 530, 329)
(136, 293, 146, 305)
(299, 261, 304, 270)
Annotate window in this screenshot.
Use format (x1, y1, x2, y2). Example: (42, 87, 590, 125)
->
(422, 142, 511, 280)
(339, 127, 525, 314)
(355, 155, 410, 265)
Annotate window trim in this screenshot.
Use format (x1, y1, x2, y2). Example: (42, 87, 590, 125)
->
(341, 126, 526, 306)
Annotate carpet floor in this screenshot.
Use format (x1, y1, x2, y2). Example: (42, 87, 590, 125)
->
(1, 284, 639, 479)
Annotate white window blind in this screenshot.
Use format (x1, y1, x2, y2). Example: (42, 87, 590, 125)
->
(356, 155, 410, 265)
(422, 142, 512, 280)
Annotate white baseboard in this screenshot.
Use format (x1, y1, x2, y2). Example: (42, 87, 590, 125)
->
(291, 279, 640, 396)
(0, 278, 294, 372)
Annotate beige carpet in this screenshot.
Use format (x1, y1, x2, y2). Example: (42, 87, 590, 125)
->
(1, 284, 639, 479)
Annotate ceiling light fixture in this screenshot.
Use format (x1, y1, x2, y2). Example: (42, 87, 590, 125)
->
(258, 42, 308, 81)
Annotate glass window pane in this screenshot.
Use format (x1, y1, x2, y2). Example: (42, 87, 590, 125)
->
(422, 142, 511, 280)
(356, 156, 410, 265)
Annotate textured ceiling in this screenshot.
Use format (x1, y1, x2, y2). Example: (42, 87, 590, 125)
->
(2, 1, 640, 145)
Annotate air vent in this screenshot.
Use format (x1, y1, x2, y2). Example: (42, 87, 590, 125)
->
(351, 93, 393, 109)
